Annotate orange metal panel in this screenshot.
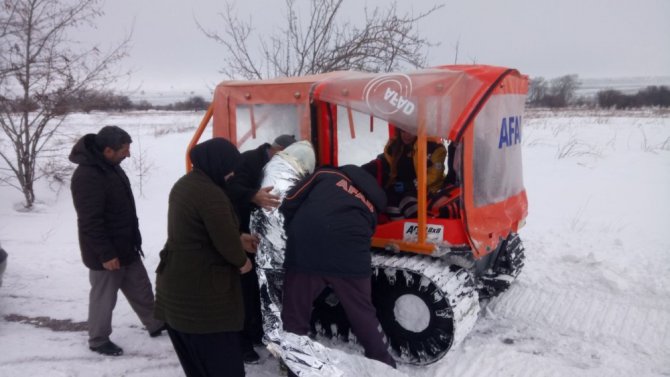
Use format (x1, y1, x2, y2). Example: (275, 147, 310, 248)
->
(416, 100, 427, 244)
(371, 238, 435, 255)
(374, 218, 469, 246)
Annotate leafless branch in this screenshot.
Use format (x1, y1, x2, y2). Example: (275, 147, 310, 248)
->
(0, 0, 130, 208)
(197, 0, 442, 79)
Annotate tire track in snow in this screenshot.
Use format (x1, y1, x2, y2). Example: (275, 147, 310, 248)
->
(486, 282, 670, 358)
(414, 327, 598, 377)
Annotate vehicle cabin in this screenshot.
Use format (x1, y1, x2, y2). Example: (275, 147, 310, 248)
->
(188, 65, 528, 261)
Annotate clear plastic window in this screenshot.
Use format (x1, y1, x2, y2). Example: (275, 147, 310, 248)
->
(235, 104, 302, 152)
(335, 107, 391, 166)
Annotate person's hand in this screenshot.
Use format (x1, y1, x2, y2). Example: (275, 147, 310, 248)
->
(240, 233, 259, 254)
(239, 257, 252, 274)
(102, 257, 120, 271)
(252, 186, 280, 210)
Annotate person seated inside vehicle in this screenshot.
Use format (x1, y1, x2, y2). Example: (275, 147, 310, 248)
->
(362, 127, 446, 221)
(427, 180, 461, 219)
(427, 142, 462, 220)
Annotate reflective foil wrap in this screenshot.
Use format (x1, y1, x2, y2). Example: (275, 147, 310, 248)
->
(250, 141, 315, 344)
(250, 142, 406, 376)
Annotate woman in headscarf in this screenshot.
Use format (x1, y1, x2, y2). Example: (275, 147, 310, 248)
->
(155, 138, 257, 377)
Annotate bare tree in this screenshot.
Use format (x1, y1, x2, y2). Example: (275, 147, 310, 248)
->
(130, 132, 154, 198)
(549, 74, 580, 107)
(528, 77, 548, 106)
(0, 0, 130, 209)
(452, 37, 460, 64)
(197, 0, 442, 79)
(527, 75, 580, 108)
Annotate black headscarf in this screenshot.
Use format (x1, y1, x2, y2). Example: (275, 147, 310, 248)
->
(189, 138, 240, 190)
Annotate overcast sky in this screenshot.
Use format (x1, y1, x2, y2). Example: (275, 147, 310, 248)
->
(81, 0, 670, 93)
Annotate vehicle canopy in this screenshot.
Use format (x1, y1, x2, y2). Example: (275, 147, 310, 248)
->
(193, 65, 528, 257)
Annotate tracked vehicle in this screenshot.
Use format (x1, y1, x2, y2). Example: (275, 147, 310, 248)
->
(187, 65, 528, 365)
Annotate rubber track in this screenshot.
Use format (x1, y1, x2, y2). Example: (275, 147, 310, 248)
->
(371, 252, 481, 363)
(479, 233, 526, 299)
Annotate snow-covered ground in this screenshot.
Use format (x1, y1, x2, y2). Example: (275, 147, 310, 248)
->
(0, 108, 669, 377)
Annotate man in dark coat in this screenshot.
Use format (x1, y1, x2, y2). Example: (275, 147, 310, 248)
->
(227, 134, 296, 363)
(0, 243, 7, 288)
(154, 138, 256, 377)
(279, 165, 396, 369)
(70, 126, 165, 356)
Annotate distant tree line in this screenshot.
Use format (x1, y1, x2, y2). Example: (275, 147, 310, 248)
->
(4, 78, 668, 114)
(163, 96, 211, 111)
(596, 86, 670, 109)
(528, 75, 670, 109)
(528, 75, 581, 108)
(56, 78, 670, 112)
(0, 90, 210, 114)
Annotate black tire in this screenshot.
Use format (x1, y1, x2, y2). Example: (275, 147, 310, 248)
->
(310, 287, 352, 340)
(496, 232, 525, 276)
(371, 266, 456, 365)
(479, 232, 526, 299)
(307, 255, 480, 365)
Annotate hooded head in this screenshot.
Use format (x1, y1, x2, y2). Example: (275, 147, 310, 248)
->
(399, 129, 416, 145)
(189, 138, 240, 190)
(276, 140, 315, 176)
(69, 126, 132, 167)
(272, 134, 297, 149)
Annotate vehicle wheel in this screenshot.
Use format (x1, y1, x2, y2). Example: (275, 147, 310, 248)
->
(371, 266, 458, 365)
(479, 232, 526, 299)
(310, 287, 352, 340)
(497, 232, 525, 275)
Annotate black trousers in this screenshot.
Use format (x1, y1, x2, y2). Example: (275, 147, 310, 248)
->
(240, 252, 263, 352)
(166, 325, 245, 377)
(281, 271, 396, 368)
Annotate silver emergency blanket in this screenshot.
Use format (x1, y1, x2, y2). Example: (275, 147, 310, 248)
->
(250, 140, 315, 345)
(265, 327, 407, 377)
(251, 142, 407, 376)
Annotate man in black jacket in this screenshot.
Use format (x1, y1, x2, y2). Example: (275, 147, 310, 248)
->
(70, 126, 165, 356)
(0, 243, 7, 288)
(227, 134, 296, 363)
(279, 165, 396, 368)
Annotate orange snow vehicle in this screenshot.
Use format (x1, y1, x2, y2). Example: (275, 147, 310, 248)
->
(187, 65, 528, 365)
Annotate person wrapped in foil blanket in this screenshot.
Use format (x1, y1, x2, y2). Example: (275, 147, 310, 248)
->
(249, 140, 316, 344)
(250, 141, 403, 377)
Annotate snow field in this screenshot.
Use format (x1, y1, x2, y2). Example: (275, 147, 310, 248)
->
(0, 109, 668, 376)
